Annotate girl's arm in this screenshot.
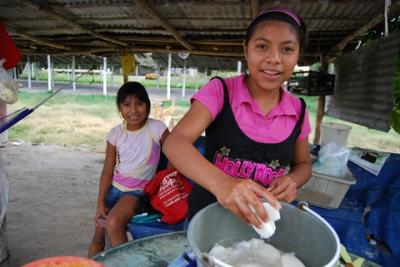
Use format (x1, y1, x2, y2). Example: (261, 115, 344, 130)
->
(269, 138, 312, 202)
(159, 128, 174, 169)
(163, 101, 280, 227)
(96, 141, 116, 216)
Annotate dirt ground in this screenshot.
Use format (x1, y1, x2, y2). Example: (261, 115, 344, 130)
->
(1, 142, 104, 266)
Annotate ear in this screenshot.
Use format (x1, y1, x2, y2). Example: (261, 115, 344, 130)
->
(243, 41, 248, 62)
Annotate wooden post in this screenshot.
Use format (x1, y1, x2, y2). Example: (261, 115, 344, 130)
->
(313, 55, 329, 145)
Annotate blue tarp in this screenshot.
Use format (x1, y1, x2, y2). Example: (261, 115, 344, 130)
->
(312, 153, 400, 266)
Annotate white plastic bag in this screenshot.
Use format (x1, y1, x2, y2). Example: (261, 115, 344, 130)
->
(0, 58, 19, 104)
(313, 142, 351, 178)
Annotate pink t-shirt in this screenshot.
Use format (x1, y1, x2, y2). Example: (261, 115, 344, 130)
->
(191, 75, 311, 143)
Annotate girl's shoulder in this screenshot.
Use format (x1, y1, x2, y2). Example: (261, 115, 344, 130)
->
(147, 118, 168, 133)
(205, 75, 244, 93)
(107, 123, 125, 144)
(108, 123, 124, 134)
(280, 89, 306, 116)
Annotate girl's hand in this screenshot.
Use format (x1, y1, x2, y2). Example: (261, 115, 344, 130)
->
(215, 178, 281, 228)
(269, 175, 297, 202)
(94, 204, 108, 224)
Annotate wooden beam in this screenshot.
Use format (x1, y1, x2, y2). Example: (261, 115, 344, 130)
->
(16, 0, 128, 47)
(5, 23, 71, 50)
(331, 0, 400, 54)
(251, 0, 260, 18)
(133, 0, 194, 51)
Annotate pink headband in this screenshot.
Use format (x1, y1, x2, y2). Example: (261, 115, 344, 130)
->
(251, 7, 302, 27)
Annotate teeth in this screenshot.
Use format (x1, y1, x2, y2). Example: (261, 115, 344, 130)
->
(264, 70, 279, 75)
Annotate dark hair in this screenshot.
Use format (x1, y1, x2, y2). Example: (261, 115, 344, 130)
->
(116, 82, 151, 115)
(245, 7, 308, 51)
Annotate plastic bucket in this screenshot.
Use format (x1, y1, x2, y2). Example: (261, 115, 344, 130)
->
(320, 122, 352, 147)
(187, 202, 340, 267)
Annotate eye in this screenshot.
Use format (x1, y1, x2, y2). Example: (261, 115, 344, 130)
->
(255, 43, 268, 50)
(282, 46, 295, 54)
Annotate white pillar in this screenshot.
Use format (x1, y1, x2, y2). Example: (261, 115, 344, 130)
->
(103, 57, 107, 96)
(27, 55, 32, 89)
(51, 61, 55, 88)
(47, 55, 52, 92)
(182, 59, 187, 98)
(135, 65, 139, 80)
(156, 65, 160, 89)
(111, 65, 114, 88)
(237, 60, 242, 75)
(13, 68, 17, 79)
(72, 56, 76, 91)
(35, 62, 39, 81)
(167, 53, 172, 100)
(67, 64, 70, 81)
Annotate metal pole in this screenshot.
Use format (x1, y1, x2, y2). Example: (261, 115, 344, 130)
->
(51, 61, 55, 88)
(156, 65, 160, 89)
(167, 53, 172, 100)
(103, 57, 107, 96)
(237, 60, 242, 75)
(67, 64, 70, 81)
(47, 55, 52, 92)
(111, 65, 115, 89)
(72, 56, 76, 91)
(182, 59, 187, 98)
(27, 55, 32, 89)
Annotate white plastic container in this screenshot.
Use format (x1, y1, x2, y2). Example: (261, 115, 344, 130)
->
(320, 122, 352, 147)
(296, 171, 356, 209)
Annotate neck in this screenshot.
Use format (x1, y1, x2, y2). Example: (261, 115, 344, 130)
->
(126, 119, 147, 131)
(245, 77, 281, 116)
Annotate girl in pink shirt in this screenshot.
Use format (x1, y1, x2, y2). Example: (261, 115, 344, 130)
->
(164, 7, 312, 227)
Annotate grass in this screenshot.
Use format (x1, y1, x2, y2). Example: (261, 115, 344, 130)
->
(5, 90, 400, 153)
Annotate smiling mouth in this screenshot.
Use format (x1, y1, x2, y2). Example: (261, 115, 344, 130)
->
(262, 69, 282, 79)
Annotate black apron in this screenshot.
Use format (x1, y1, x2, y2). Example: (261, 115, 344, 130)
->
(188, 76, 306, 219)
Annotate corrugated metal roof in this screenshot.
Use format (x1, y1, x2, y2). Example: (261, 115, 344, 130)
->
(327, 31, 400, 131)
(1, 0, 398, 65)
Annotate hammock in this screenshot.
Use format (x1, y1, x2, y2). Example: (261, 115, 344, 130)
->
(0, 65, 97, 134)
(0, 89, 61, 134)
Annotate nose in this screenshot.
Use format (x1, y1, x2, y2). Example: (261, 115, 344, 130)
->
(129, 103, 138, 113)
(266, 48, 281, 64)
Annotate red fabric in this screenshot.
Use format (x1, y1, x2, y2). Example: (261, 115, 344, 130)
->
(0, 22, 21, 69)
(144, 169, 192, 224)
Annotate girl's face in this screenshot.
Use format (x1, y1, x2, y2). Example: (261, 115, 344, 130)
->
(119, 94, 148, 131)
(244, 20, 300, 93)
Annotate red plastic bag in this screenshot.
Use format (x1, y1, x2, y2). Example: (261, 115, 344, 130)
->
(144, 169, 192, 224)
(0, 21, 21, 69)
